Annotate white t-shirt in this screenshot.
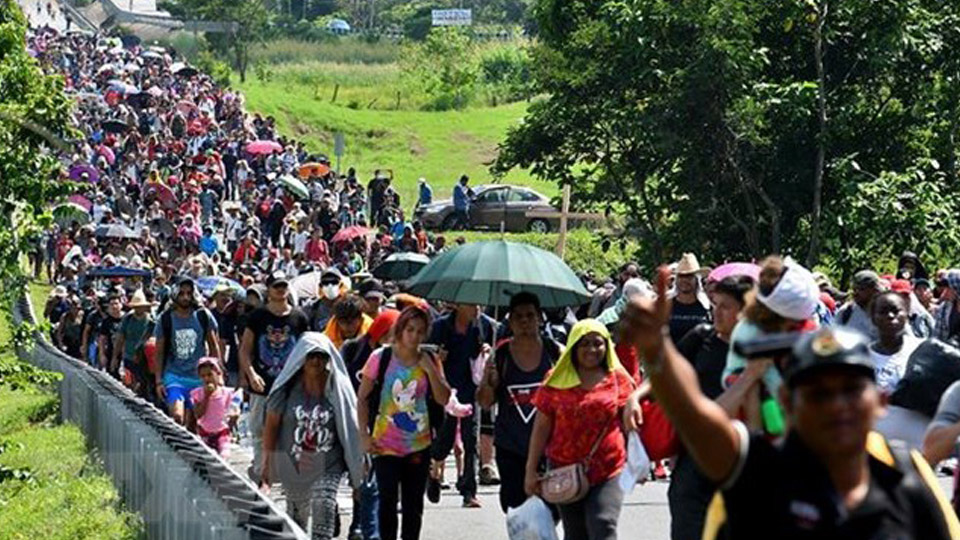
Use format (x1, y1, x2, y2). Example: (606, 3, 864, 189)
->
(869, 335, 922, 393)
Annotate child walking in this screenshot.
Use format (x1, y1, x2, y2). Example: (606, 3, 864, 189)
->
(191, 357, 239, 457)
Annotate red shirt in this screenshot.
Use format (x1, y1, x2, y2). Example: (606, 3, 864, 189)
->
(615, 341, 641, 384)
(533, 369, 635, 485)
(233, 243, 257, 265)
(305, 239, 330, 265)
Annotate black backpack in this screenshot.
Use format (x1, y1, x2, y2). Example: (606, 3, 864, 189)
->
(367, 346, 444, 437)
(890, 338, 960, 417)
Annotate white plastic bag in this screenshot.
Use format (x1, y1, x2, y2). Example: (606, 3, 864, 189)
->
(618, 430, 651, 494)
(506, 496, 558, 540)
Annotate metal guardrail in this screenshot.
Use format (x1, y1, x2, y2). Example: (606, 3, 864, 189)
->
(60, 1, 100, 32)
(98, 0, 237, 33)
(13, 294, 307, 540)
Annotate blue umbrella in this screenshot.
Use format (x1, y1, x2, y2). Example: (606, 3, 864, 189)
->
(196, 276, 245, 298)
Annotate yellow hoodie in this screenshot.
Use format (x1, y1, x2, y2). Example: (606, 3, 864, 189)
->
(543, 318, 626, 389)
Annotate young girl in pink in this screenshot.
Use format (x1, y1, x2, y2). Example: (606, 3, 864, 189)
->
(190, 357, 238, 456)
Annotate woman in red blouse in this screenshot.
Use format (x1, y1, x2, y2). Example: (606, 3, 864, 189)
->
(525, 319, 635, 540)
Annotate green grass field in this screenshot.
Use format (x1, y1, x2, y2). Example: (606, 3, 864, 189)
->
(235, 61, 553, 211)
(0, 370, 143, 540)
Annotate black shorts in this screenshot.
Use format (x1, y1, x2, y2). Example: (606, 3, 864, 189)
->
(480, 407, 494, 436)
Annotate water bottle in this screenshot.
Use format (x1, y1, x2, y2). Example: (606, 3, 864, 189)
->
(760, 387, 785, 436)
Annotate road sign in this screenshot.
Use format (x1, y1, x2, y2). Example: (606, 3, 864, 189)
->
(432, 9, 472, 26)
(333, 132, 345, 173)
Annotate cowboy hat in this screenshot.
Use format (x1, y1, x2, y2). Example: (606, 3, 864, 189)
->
(127, 289, 156, 309)
(675, 253, 708, 276)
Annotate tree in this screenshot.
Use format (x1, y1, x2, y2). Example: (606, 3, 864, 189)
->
(0, 0, 75, 332)
(400, 27, 480, 110)
(183, 0, 270, 82)
(494, 0, 960, 276)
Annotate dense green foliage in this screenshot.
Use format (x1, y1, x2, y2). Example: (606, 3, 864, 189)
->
(457, 229, 641, 278)
(0, 0, 75, 337)
(495, 0, 960, 285)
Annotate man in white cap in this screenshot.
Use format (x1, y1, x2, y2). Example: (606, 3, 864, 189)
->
(669, 253, 712, 343)
(416, 177, 433, 211)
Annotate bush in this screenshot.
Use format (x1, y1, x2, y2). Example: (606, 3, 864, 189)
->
(195, 50, 231, 87)
(478, 43, 533, 103)
(400, 27, 479, 111)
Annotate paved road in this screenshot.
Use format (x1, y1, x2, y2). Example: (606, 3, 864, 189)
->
(18, 0, 67, 31)
(224, 426, 673, 540)
(225, 423, 956, 540)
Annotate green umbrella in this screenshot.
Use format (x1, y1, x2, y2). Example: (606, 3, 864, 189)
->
(52, 202, 91, 224)
(373, 252, 430, 281)
(406, 240, 591, 308)
(278, 174, 309, 199)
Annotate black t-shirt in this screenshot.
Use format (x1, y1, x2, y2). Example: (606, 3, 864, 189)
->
(676, 324, 729, 400)
(493, 339, 557, 457)
(245, 306, 309, 395)
(98, 313, 123, 364)
(427, 313, 498, 401)
(213, 307, 239, 373)
(720, 424, 954, 540)
(669, 299, 711, 344)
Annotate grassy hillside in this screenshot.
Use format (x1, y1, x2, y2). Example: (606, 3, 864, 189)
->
(235, 61, 554, 211)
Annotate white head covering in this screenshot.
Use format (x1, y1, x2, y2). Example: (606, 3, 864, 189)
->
(757, 261, 820, 321)
(268, 332, 363, 489)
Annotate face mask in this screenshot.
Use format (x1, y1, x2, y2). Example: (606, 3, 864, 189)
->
(322, 284, 340, 300)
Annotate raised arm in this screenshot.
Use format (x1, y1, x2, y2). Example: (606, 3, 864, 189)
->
(621, 267, 741, 483)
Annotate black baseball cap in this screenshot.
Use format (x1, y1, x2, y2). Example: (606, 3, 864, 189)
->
(266, 270, 290, 288)
(358, 278, 385, 300)
(783, 327, 875, 388)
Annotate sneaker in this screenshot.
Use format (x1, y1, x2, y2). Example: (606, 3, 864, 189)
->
(427, 477, 441, 503)
(479, 465, 500, 486)
(462, 497, 482, 508)
(440, 481, 452, 490)
(348, 528, 364, 540)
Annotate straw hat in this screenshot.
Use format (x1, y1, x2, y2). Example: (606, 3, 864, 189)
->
(675, 253, 708, 276)
(127, 289, 156, 309)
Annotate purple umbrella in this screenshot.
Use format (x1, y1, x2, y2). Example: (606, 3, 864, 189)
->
(707, 262, 760, 283)
(68, 163, 99, 183)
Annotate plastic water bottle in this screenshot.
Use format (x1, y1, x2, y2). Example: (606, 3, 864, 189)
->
(237, 402, 251, 448)
(760, 387, 785, 436)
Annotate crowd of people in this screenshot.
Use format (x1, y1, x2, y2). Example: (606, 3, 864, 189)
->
(25, 22, 960, 540)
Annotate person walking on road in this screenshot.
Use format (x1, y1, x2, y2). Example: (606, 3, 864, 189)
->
(153, 277, 222, 426)
(356, 306, 451, 540)
(261, 333, 364, 540)
(240, 270, 310, 483)
(476, 292, 561, 514)
(525, 319, 635, 540)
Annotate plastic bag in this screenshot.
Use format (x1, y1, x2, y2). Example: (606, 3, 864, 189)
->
(618, 430, 651, 494)
(506, 496, 559, 540)
(471, 346, 491, 386)
(445, 388, 474, 418)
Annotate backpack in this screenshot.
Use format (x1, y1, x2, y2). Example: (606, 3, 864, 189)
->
(890, 339, 960, 417)
(121, 313, 156, 363)
(159, 308, 212, 362)
(367, 346, 444, 437)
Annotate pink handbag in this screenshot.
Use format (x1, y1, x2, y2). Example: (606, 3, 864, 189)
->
(540, 378, 619, 505)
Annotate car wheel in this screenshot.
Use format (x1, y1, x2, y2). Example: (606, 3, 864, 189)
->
(441, 215, 459, 231)
(528, 219, 550, 233)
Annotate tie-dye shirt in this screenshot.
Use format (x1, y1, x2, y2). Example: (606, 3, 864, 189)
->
(362, 347, 431, 457)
